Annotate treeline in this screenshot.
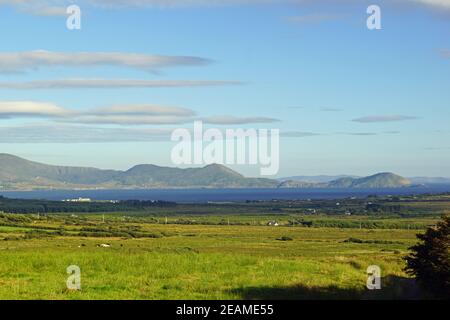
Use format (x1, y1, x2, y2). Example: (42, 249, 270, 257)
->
(288, 219, 427, 229)
(0, 196, 176, 214)
(365, 203, 403, 213)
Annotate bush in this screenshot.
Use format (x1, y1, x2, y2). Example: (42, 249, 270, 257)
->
(276, 236, 293, 241)
(405, 215, 449, 298)
(343, 237, 401, 244)
(344, 237, 363, 243)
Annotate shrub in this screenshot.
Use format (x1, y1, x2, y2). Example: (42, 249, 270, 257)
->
(344, 237, 363, 243)
(405, 215, 449, 298)
(276, 236, 293, 241)
(343, 238, 401, 244)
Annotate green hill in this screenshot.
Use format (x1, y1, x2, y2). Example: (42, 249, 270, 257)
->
(0, 154, 277, 190)
(0, 154, 412, 190)
(328, 173, 412, 188)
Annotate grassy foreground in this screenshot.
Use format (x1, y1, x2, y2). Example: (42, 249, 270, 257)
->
(0, 214, 431, 300)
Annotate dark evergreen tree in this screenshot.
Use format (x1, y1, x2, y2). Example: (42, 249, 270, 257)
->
(405, 215, 449, 298)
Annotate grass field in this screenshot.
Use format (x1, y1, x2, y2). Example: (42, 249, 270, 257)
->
(0, 211, 435, 300)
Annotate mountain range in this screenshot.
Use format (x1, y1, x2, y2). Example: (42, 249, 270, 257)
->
(277, 172, 412, 188)
(0, 153, 276, 190)
(0, 153, 441, 190)
(278, 175, 359, 183)
(279, 175, 450, 185)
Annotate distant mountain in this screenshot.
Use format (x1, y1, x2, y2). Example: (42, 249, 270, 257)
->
(0, 153, 415, 190)
(279, 173, 412, 189)
(119, 163, 277, 188)
(327, 173, 412, 188)
(408, 177, 450, 185)
(0, 154, 277, 190)
(278, 175, 359, 183)
(277, 180, 324, 188)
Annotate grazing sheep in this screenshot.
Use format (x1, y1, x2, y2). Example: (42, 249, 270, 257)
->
(97, 243, 111, 248)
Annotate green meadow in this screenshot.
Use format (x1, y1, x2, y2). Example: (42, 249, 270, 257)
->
(0, 212, 435, 300)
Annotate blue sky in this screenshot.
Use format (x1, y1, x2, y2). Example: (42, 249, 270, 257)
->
(0, 0, 449, 177)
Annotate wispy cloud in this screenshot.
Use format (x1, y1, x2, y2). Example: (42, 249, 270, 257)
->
(0, 125, 323, 144)
(70, 107, 280, 125)
(200, 115, 280, 125)
(0, 100, 279, 126)
(281, 131, 320, 137)
(424, 146, 450, 150)
(67, 104, 197, 125)
(2, 0, 450, 16)
(0, 79, 242, 90)
(66, 115, 194, 125)
(337, 132, 377, 136)
(352, 115, 419, 123)
(321, 107, 342, 112)
(413, 0, 450, 10)
(92, 104, 195, 117)
(440, 49, 450, 58)
(0, 50, 211, 74)
(0, 1, 67, 16)
(0, 101, 195, 125)
(0, 124, 173, 143)
(0, 101, 71, 118)
(74, 0, 277, 9)
(22, 5, 67, 16)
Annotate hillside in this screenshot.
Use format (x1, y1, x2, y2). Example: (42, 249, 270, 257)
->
(328, 173, 411, 188)
(278, 175, 358, 183)
(279, 173, 412, 189)
(0, 154, 277, 190)
(0, 154, 414, 190)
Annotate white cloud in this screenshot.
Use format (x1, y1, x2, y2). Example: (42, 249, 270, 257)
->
(2, 0, 450, 16)
(414, 0, 450, 9)
(0, 79, 242, 89)
(0, 101, 195, 124)
(0, 101, 278, 126)
(0, 50, 211, 73)
(0, 101, 71, 118)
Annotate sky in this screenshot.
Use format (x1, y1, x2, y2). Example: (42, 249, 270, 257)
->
(0, 0, 449, 178)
